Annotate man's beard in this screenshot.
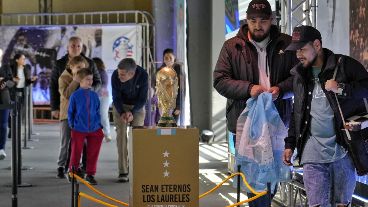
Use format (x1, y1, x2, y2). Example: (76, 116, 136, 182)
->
(249, 29, 270, 42)
(301, 55, 318, 68)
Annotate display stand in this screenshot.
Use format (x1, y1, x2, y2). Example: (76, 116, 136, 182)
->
(129, 127, 199, 207)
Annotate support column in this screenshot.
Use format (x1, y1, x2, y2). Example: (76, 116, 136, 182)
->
(211, 0, 226, 141)
(187, 0, 212, 132)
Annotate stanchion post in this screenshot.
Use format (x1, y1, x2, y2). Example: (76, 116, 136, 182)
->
(22, 87, 33, 149)
(16, 91, 32, 187)
(24, 87, 29, 143)
(16, 93, 22, 185)
(21, 89, 27, 148)
(29, 85, 37, 136)
(11, 99, 18, 207)
(237, 165, 241, 206)
(71, 171, 74, 207)
(27, 86, 31, 140)
(267, 182, 271, 207)
(26, 86, 37, 141)
(22, 99, 28, 149)
(75, 183, 79, 207)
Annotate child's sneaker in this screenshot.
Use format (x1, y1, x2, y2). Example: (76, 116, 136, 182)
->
(76, 168, 85, 179)
(85, 175, 97, 185)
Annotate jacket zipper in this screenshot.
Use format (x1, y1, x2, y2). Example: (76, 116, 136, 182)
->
(296, 72, 308, 161)
(84, 90, 90, 131)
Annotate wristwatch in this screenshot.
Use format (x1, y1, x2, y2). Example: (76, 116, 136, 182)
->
(337, 82, 345, 95)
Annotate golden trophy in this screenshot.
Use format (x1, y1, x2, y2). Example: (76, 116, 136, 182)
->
(156, 66, 179, 127)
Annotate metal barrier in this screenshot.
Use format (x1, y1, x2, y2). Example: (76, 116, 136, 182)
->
(273, 169, 307, 206)
(274, 181, 308, 207)
(69, 171, 269, 207)
(273, 170, 368, 207)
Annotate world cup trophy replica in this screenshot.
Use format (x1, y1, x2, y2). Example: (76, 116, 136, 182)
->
(156, 66, 179, 127)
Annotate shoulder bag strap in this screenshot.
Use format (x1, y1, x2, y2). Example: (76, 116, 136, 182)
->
(332, 57, 346, 124)
(364, 98, 368, 113)
(332, 57, 353, 140)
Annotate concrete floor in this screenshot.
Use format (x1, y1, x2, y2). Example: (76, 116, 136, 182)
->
(0, 123, 272, 207)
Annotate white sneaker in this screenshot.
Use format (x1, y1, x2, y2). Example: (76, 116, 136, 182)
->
(104, 136, 112, 142)
(0, 149, 6, 160)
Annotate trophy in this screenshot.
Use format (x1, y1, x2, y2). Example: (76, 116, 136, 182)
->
(156, 66, 179, 127)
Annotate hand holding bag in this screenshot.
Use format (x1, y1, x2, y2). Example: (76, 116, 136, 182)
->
(333, 57, 368, 176)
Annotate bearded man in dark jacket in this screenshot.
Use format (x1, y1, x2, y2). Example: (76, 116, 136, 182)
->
(283, 25, 368, 207)
(214, 5, 297, 134)
(213, 0, 298, 206)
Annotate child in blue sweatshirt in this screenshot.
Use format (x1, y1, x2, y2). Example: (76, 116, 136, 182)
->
(68, 68, 103, 185)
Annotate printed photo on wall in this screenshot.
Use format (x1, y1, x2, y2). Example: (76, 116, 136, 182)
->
(0, 25, 142, 105)
(350, 0, 368, 68)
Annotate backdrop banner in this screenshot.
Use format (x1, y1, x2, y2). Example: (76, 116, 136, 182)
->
(0, 24, 142, 105)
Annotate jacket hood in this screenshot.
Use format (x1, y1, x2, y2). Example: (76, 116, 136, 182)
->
(322, 48, 338, 71)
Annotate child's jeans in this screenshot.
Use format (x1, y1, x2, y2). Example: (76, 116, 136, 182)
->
(69, 128, 104, 176)
(303, 155, 356, 207)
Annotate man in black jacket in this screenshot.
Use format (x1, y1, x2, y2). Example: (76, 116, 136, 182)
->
(283, 25, 368, 207)
(213, 0, 297, 206)
(51, 36, 101, 179)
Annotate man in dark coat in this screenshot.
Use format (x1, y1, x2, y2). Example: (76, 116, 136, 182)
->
(213, 0, 298, 206)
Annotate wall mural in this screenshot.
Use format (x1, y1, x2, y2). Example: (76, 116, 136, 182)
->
(0, 25, 141, 105)
(350, 0, 368, 69)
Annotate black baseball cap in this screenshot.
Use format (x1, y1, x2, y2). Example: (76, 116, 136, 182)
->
(285, 25, 322, 51)
(246, 0, 272, 19)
